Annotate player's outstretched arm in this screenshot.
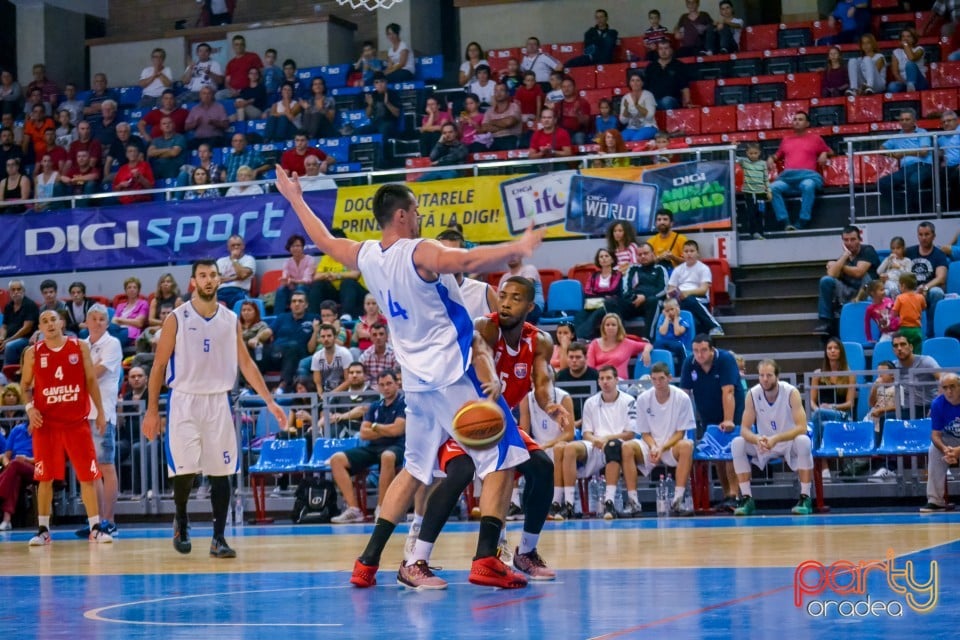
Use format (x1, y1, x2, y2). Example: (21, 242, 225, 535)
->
(415, 223, 545, 277)
(739, 392, 758, 444)
(20, 346, 42, 433)
(471, 329, 502, 400)
(144, 313, 177, 441)
(274, 165, 361, 269)
(236, 322, 287, 426)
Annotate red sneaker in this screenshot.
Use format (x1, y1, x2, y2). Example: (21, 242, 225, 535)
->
(350, 558, 378, 588)
(468, 555, 528, 589)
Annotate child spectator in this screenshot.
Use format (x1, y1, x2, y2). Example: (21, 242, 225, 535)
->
(595, 99, 618, 135)
(500, 58, 522, 94)
(822, 46, 851, 97)
(862, 279, 899, 343)
(545, 71, 564, 104)
(877, 236, 912, 297)
(737, 142, 770, 239)
(354, 41, 385, 86)
(654, 298, 690, 373)
(893, 272, 925, 353)
(262, 49, 283, 96)
(606, 220, 639, 273)
(513, 71, 543, 128)
(644, 10, 670, 62)
(868, 361, 897, 447)
(648, 131, 675, 164)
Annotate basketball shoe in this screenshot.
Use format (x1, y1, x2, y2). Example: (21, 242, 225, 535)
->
(397, 560, 448, 590)
(28, 527, 51, 547)
(733, 496, 756, 516)
(173, 517, 191, 554)
(89, 523, 113, 544)
(469, 555, 528, 589)
(513, 547, 556, 581)
(210, 536, 236, 558)
(350, 558, 378, 588)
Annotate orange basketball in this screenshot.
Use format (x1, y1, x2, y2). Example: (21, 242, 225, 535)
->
(452, 400, 505, 449)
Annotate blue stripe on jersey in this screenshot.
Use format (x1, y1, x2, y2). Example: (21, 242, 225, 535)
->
(163, 391, 176, 474)
(436, 279, 473, 370)
(228, 393, 240, 473)
(166, 353, 176, 387)
(466, 365, 525, 468)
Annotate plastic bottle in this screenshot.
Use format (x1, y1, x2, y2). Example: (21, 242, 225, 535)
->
(656, 475, 668, 517)
(255, 342, 263, 361)
(666, 475, 676, 507)
(233, 490, 245, 527)
(589, 476, 602, 515)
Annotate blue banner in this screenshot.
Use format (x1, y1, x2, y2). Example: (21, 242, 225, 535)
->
(641, 160, 732, 229)
(564, 175, 660, 236)
(0, 190, 337, 276)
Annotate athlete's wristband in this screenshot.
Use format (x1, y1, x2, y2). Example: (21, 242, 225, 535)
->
(25, 402, 34, 412)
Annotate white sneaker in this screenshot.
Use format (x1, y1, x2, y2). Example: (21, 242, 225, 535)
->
(403, 522, 420, 563)
(89, 525, 114, 544)
(497, 536, 514, 565)
(821, 468, 832, 482)
(868, 467, 895, 483)
(0, 520, 11, 531)
(270, 486, 282, 497)
(331, 506, 364, 524)
(29, 529, 51, 546)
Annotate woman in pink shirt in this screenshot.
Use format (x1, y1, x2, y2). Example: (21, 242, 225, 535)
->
(112, 277, 149, 343)
(587, 312, 652, 379)
(274, 234, 317, 313)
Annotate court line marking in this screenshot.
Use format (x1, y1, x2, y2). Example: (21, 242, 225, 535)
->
(471, 593, 552, 611)
(84, 585, 347, 627)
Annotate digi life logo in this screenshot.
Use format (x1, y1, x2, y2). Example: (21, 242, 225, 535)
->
(794, 549, 938, 617)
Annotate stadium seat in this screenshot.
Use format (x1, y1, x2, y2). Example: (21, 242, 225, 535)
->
(700, 106, 737, 134)
(259, 270, 283, 295)
(714, 83, 751, 106)
(250, 438, 308, 474)
(809, 98, 846, 126)
(633, 348, 675, 378)
(845, 94, 883, 124)
(815, 420, 875, 457)
(786, 72, 821, 99)
(874, 418, 932, 456)
(737, 103, 772, 131)
(539, 280, 583, 325)
(567, 264, 598, 288)
(233, 297, 266, 318)
(839, 301, 871, 346)
(663, 108, 701, 135)
(751, 82, 786, 103)
(922, 88, 958, 117)
(764, 55, 797, 76)
(842, 341, 866, 380)
(701, 258, 731, 309)
(731, 55, 764, 78)
(742, 24, 778, 51)
(539, 270, 564, 296)
(772, 100, 810, 128)
(777, 27, 813, 49)
(693, 425, 737, 461)
(922, 337, 960, 367)
(564, 66, 596, 90)
(688, 79, 716, 106)
(302, 437, 361, 472)
(934, 297, 960, 337)
(871, 340, 896, 370)
(948, 261, 960, 295)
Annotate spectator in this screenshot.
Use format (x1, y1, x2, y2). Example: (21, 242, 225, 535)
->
(68, 120, 104, 169)
(644, 42, 693, 110)
(466, 64, 495, 110)
(148, 273, 182, 328)
(847, 34, 886, 96)
(275, 234, 317, 314)
(643, 9, 670, 62)
(653, 298, 691, 373)
(878, 109, 933, 207)
(815, 225, 880, 334)
(868, 361, 897, 445)
(217, 35, 263, 100)
(888, 28, 929, 93)
(527, 108, 573, 159)
(566, 9, 619, 67)
(520, 37, 563, 86)
(179, 42, 224, 103)
(922, 1, 960, 38)
(0, 421, 33, 530)
(118, 366, 150, 493)
(113, 276, 149, 343)
(647, 209, 687, 269)
(103, 122, 144, 184)
(0, 281, 37, 367)
(768, 111, 831, 230)
(921, 373, 960, 513)
(619, 74, 657, 142)
(32, 153, 59, 211)
(318, 301, 351, 347)
(139, 91, 188, 141)
(310, 323, 354, 393)
(281, 133, 331, 177)
(111, 143, 154, 205)
(384, 23, 416, 82)
(477, 82, 522, 151)
(0, 69, 22, 116)
(353, 41, 385, 87)
(54, 108, 76, 149)
(594, 128, 630, 168)
(551, 321, 576, 371)
(54, 149, 99, 205)
(274, 59, 308, 101)
(22, 86, 48, 118)
(605, 242, 667, 338)
(299, 76, 338, 140)
(41, 128, 68, 175)
(82, 73, 118, 125)
(863, 279, 899, 343)
(426, 122, 468, 181)
(58, 83, 84, 125)
(457, 93, 485, 151)
(216, 234, 256, 309)
(264, 82, 302, 142)
(23, 102, 54, 157)
(594, 99, 618, 136)
(459, 41, 486, 86)
(574, 248, 623, 338)
(231, 67, 268, 123)
(138, 48, 173, 108)
(355, 300, 389, 354)
(146, 116, 187, 180)
(822, 0, 870, 45)
(808, 337, 857, 451)
(26, 63, 57, 110)
(419, 95, 452, 154)
(198, 0, 234, 26)
(329, 370, 406, 523)
(514, 71, 544, 131)
(737, 142, 771, 239)
(223, 133, 269, 182)
(261, 291, 319, 390)
(182, 166, 219, 200)
(551, 76, 592, 146)
(0, 382, 24, 433)
(37, 279, 65, 314)
(587, 312, 652, 379)
(667, 240, 724, 336)
(309, 229, 367, 318)
(894, 273, 925, 353)
(94, 100, 118, 151)
(174, 142, 222, 195)
(184, 86, 229, 150)
(822, 46, 851, 97)
(906, 221, 950, 337)
(239, 300, 271, 363)
(300, 155, 334, 190)
(0, 126, 23, 169)
(707, 1, 743, 54)
(939, 110, 960, 209)
(65, 281, 93, 335)
(224, 165, 264, 197)
(361, 72, 400, 138)
(555, 341, 599, 429)
(0, 158, 30, 213)
(498, 257, 544, 322)
(675, 0, 715, 57)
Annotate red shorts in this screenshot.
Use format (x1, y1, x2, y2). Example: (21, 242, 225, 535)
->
(32, 420, 101, 483)
(438, 430, 541, 474)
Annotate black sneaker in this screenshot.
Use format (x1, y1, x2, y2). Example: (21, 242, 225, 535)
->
(560, 502, 575, 521)
(173, 517, 191, 554)
(506, 502, 523, 521)
(920, 502, 947, 513)
(210, 535, 237, 558)
(813, 321, 831, 335)
(620, 498, 642, 518)
(670, 497, 694, 517)
(549, 501, 563, 520)
(602, 500, 617, 520)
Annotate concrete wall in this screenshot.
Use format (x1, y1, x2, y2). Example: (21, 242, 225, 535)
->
(89, 37, 187, 89)
(377, 0, 442, 57)
(17, 3, 87, 91)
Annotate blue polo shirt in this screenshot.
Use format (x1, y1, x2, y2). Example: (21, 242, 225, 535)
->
(3, 424, 33, 458)
(270, 312, 319, 350)
(363, 393, 407, 452)
(942, 132, 960, 167)
(882, 128, 933, 166)
(931, 394, 960, 439)
(680, 348, 745, 426)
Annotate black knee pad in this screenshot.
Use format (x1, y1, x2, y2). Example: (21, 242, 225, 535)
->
(520, 448, 554, 482)
(603, 439, 623, 464)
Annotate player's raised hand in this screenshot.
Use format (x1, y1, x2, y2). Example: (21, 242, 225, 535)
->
(143, 409, 161, 441)
(274, 164, 302, 201)
(514, 222, 546, 258)
(480, 377, 503, 401)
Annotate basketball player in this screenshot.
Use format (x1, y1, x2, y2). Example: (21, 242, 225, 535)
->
(143, 260, 286, 558)
(622, 361, 695, 517)
(731, 359, 814, 516)
(20, 309, 112, 545)
(519, 385, 574, 517)
(275, 169, 542, 590)
(407, 277, 570, 586)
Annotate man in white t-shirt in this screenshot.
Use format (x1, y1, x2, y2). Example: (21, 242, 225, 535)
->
(666, 239, 723, 336)
(216, 235, 257, 309)
(310, 323, 354, 393)
(520, 37, 563, 85)
(622, 361, 695, 516)
(179, 43, 224, 103)
(138, 48, 174, 108)
(557, 365, 636, 520)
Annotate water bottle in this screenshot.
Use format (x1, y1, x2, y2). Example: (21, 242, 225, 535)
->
(626, 50, 635, 62)
(233, 490, 245, 527)
(656, 475, 668, 517)
(666, 475, 676, 506)
(254, 342, 263, 361)
(757, 198, 766, 214)
(589, 476, 602, 515)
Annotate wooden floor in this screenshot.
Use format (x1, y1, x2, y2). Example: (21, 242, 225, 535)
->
(3, 513, 959, 638)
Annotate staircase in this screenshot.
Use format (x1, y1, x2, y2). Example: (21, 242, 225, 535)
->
(715, 261, 827, 376)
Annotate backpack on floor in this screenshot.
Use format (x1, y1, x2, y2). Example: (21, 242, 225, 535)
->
(292, 475, 340, 523)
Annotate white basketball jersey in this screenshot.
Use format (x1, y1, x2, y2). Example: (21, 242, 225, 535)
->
(357, 238, 473, 391)
(460, 277, 493, 320)
(634, 385, 696, 446)
(527, 387, 569, 445)
(167, 301, 238, 394)
(750, 380, 797, 437)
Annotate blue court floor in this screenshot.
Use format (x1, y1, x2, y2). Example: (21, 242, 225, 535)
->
(2, 513, 958, 639)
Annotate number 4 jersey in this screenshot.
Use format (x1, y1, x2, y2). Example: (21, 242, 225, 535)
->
(357, 238, 474, 392)
(33, 337, 91, 424)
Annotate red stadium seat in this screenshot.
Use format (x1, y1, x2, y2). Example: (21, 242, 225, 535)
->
(684, 134, 724, 146)
(811, 19, 839, 43)
(846, 94, 883, 123)
(859, 154, 899, 184)
(486, 271, 505, 288)
(772, 99, 810, 128)
(613, 37, 647, 63)
(551, 42, 584, 62)
(664, 108, 701, 135)
(742, 24, 778, 52)
(259, 270, 284, 296)
(0, 289, 9, 311)
(688, 79, 716, 106)
(922, 88, 959, 116)
(596, 63, 630, 89)
(565, 65, 596, 90)
(786, 72, 822, 99)
(931, 62, 960, 89)
(567, 264, 598, 288)
(722, 131, 760, 144)
(539, 270, 564, 297)
(736, 103, 772, 131)
(822, 156, 853, 188)
(486, 48, 522, 75)
(579, 89, 611, 114)
(699, 106, 737, 134)
(701, 258, 732, 309)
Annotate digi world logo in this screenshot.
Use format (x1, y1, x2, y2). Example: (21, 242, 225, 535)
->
(794, 549, 938, 617)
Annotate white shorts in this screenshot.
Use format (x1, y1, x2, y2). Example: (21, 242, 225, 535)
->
(631, 439, 684, 477)
(402, 369, 529, 485)
(740, 439, 812, 471)
(165, 390, 239, 477)
(569, 441, 607, 479)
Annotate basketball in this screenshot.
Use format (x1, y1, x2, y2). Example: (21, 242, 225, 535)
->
(452, 400, 505, 449)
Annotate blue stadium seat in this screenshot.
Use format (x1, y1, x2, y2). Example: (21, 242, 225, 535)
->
(839, 301, 871, 345)
(934, 298, 960, 337)
(874, 418, 932, 456)
(693, 424, 737, 461)
(815, 420, 875, 457)
(843, 341, 866, 381)
(855, 382, 872, 420)
(538, 279, 583, 325)
(316, 137, 351, 163)
(922, 337, 960, 367)
(871, 340, 895, 370)
(415, 55, 444, 81)
(302, 438, 361, 472)
(249, 438, 308, 473)
(320, 64, 351, 88)
(948, 261, 960, 295)
(117, 85, 142, 107)
(233, 297, 266, 318)
(633, 348, 675, 378)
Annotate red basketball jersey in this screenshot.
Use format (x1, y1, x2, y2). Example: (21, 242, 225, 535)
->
(488, 313, 540, 409)
(33, 337, 90, 424)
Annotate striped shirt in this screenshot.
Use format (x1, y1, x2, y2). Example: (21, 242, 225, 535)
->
(737, 158, 769, 195)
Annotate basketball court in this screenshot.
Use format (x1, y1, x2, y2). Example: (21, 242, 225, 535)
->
(3, 512, 958, 638)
